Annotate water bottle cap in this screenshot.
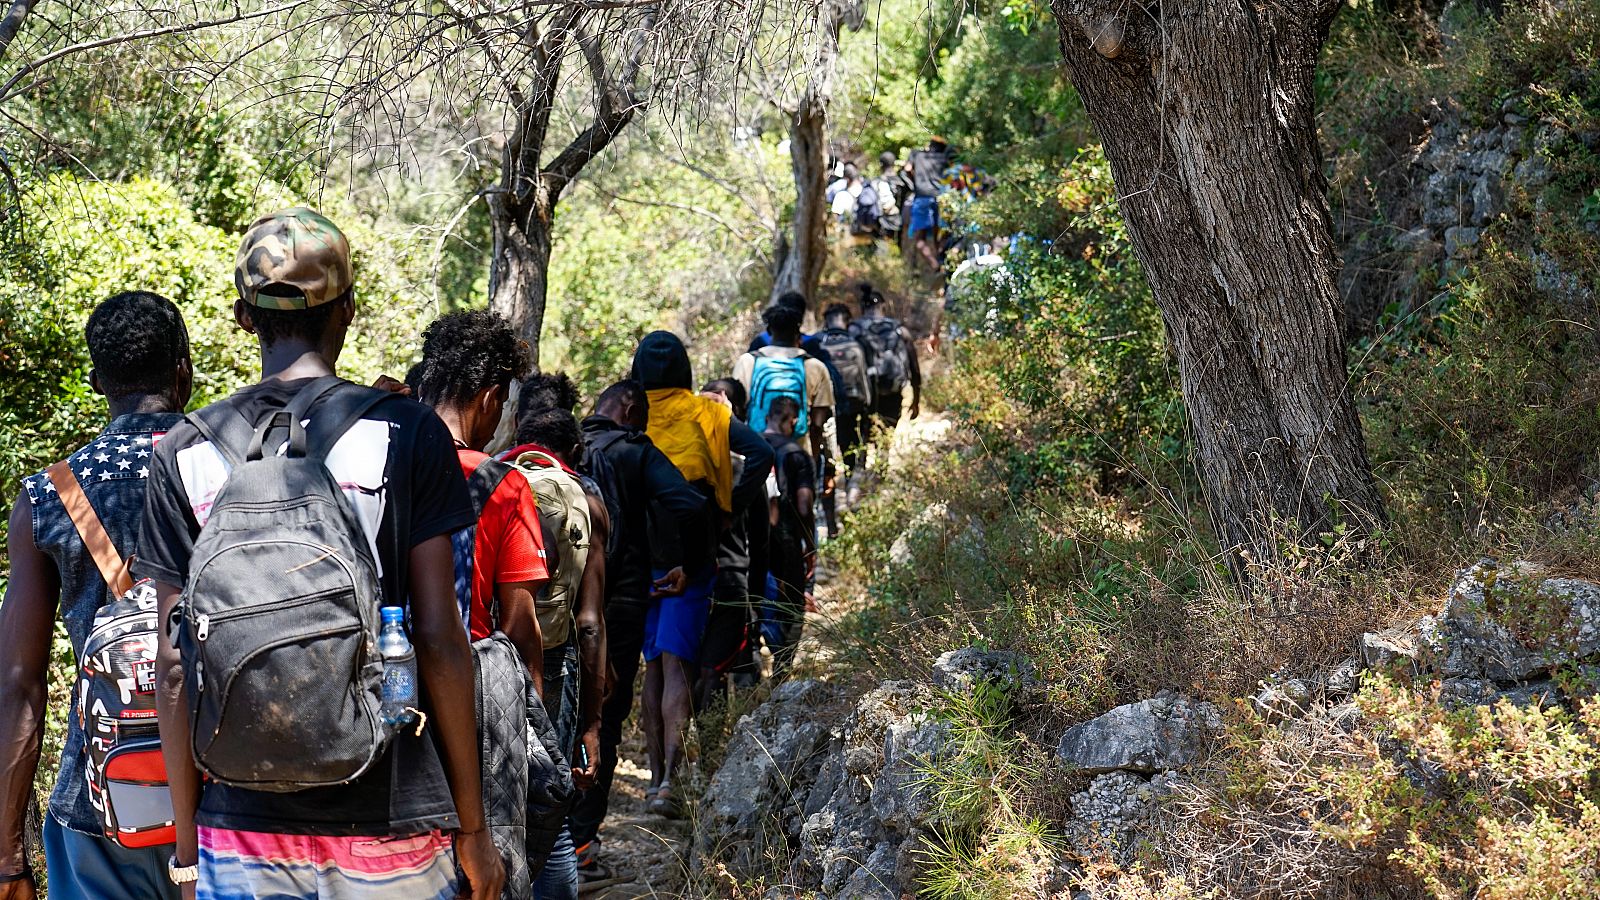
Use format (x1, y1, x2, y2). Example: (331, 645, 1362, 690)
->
(380, 606, 405, 623)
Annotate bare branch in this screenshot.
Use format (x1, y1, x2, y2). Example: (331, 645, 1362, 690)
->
(0, 0, 38, 68)
(0, 0, 318, 103)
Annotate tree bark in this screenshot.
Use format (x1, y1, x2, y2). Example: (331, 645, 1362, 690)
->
(488, 186, 554, 363)
(1050, 0, 1386, 579)
(771, 0, 862, 306)
(772, 91, 829, 303)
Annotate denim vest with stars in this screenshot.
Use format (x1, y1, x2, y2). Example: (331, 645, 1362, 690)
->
(22, 412, 182, 835)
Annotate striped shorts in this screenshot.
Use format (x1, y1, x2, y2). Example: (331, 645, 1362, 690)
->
(197, 826, 459, 900)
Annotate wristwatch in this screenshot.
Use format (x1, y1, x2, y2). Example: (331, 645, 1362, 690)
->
(168, 855, 199, 885)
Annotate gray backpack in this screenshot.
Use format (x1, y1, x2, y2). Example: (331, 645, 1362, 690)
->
(179, 376, 399, 792)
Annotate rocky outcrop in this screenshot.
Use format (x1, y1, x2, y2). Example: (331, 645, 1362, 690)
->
(1337, 90, 1594, 335)
(697, 679, 843, 875)
(696, 649, 1033, 898)
(1057, 694, 1221, 774)
(1346, 558, 1600, 710)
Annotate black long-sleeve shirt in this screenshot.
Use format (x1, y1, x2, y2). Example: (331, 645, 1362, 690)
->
(582, 415, 710, 604)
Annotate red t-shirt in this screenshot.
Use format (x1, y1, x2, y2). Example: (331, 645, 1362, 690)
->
(458, 449, 550, 640)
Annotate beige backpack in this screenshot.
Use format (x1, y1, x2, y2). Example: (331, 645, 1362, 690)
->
(513, 449, 591, 649)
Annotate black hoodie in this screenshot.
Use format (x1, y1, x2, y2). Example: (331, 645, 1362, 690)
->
(631, 330, 694, 391)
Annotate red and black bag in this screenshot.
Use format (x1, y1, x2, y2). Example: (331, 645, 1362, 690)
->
(47, 461, 176, 850)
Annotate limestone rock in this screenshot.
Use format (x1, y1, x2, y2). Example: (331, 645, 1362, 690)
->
(931, 647, 1035, 696)
(1325, 657, 1363, 697)
(796, 681, 947, 899)
(1437, 559, 1600, 682)
(698, 679, 840, 875)
(1252, 677, 1310, 721)
(1066, 771, 1176, 865)
(1057, 694, 1221, 774)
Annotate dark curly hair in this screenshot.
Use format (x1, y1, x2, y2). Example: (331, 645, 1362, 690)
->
(822, 302, 853, 322)
(412, 310, 533, 407)
(702, 378, 747, 421)
(762, 302, 804, 340)
(517, 371, 581, 422)
(86, 291, 190, 397)
(515, 406, 582, 457)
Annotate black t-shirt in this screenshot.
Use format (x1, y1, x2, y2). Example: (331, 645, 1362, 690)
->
(135, 378, 475, 836)
(910, 149, 948, 197)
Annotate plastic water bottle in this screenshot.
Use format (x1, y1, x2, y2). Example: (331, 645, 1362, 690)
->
(378, 607, 417, 727)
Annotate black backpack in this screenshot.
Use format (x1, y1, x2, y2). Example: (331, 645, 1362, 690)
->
(179, 376, 398, 791)
(858, 317, 910, 393)
(818, 327, 871, 402)
(580, 428, 628, 561)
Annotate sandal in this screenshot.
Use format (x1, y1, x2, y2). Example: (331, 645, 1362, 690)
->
(646, 782, 685, 820)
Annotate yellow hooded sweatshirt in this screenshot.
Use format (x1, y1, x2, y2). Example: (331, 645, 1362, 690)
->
(645, 387, 733, 513)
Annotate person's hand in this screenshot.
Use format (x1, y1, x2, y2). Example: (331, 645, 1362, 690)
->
(454, 828, 505, 900)
(182, 882, 196, 900)
(650, 567, 687, 599)
(573, 725, 601, 790)
(0, 872, 38, 900)
(804, 549, 817, 583)
(700, 390, 731, 410)
(909, 399, 921, 420)
(372, 375, 412, 396)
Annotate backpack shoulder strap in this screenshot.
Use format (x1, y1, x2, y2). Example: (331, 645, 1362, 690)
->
(585, 428, 629, 454)
(189, 402, 256, 469)
(45, 461, 133, 596)
(467, 457, 515, 519)
(466, 456, 517, 629)
(302, 380, 398, 461)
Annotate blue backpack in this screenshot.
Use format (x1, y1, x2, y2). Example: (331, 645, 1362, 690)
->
(748, 354, 810, 436)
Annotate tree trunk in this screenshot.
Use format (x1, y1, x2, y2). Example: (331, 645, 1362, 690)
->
(771, 0, 862, 306)
(488, 188, 553, 366)
(772, 92, 829, 304)
(1051, 0, 1386, 579)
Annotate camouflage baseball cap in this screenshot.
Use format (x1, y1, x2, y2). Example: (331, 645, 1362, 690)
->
(234, 208, 353, 309)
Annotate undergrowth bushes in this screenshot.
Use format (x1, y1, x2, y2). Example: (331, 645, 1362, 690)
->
(820, 5, 1600, 897)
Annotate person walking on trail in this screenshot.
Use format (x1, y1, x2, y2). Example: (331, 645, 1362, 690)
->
(0, 292, 192, 900)
(567, 380, 715, 882)
(817, 303, 875, 505)
(696, 378, 776, 702)
(760, 397, 817, 677)
(411, 311, 548, 688)
(502, 405, 608, 900)
(853, 285, 923, 459)
(908, 137, 951, 273)
(734, 303, 834, 467)
(628, 331, 731, 818)
(871, 151, 904, 241)
(138, 209, 504, 899)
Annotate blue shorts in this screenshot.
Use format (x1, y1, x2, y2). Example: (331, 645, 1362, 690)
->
(643, 569, 714, 663)
(909, 196, 939, 234)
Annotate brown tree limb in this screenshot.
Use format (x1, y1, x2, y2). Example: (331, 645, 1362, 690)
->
(0, 0, 38, 68)
(0, 0, 317, 103)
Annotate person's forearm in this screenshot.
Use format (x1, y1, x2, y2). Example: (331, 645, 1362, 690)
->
(496, 583, 544, 697)
(0, 678, 44, 874)
(415, 631, 486, 832)
(154, 583, 201, 868)
(576, 557, 607, 739)
(410, 538, 487, 834)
